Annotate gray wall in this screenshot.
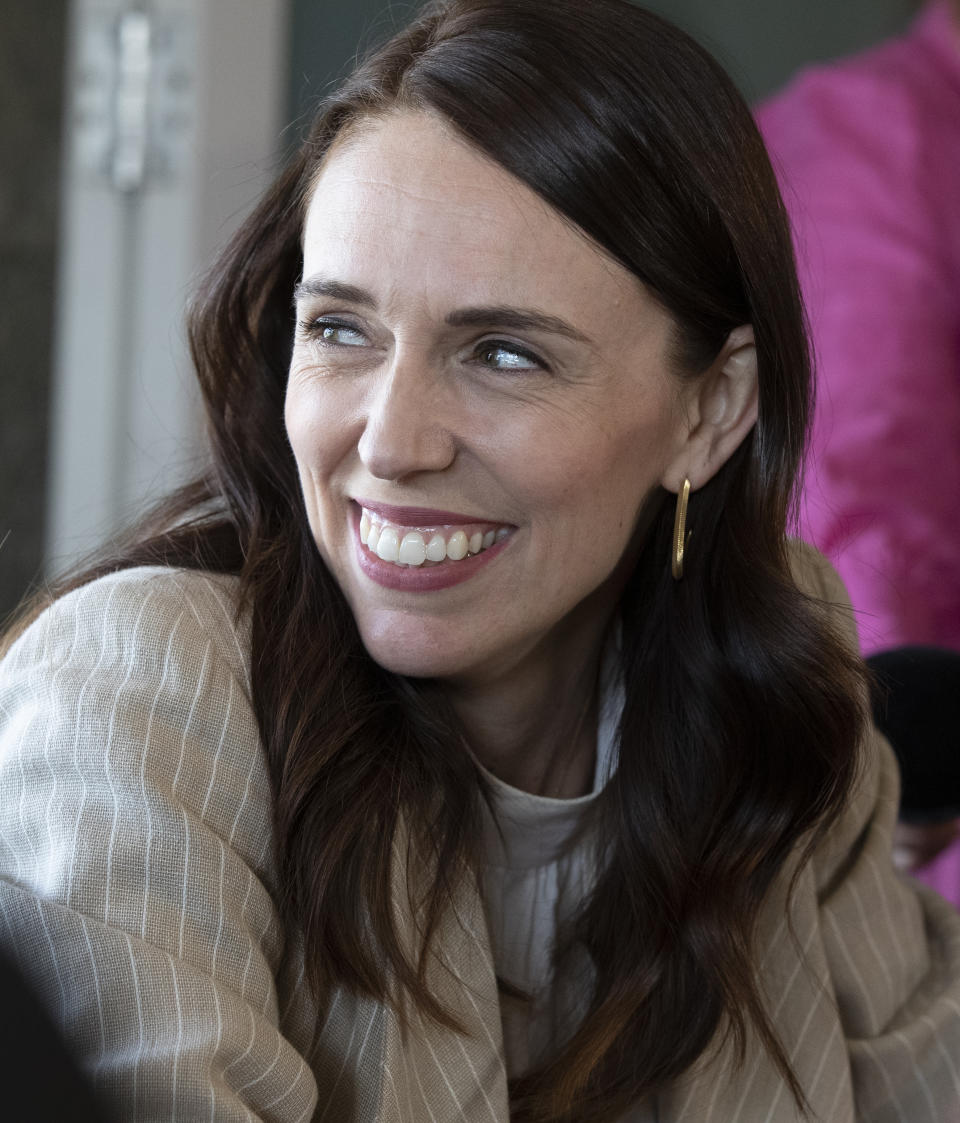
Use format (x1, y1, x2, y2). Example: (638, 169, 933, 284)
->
(288, 0, 423, 132)
(0, 1, 69, 620)
(642, 0, 917, 100)
(288, 0, 919, 120)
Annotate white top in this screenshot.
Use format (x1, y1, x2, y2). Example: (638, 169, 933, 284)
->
(478, 641, 623, 1078)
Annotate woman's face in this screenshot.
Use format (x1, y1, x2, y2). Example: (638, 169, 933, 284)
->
(287, 110, 694, 686)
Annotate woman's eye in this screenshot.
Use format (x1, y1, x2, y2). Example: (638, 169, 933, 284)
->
(474, 341, 545, 372)
(301, 318, 367, 347)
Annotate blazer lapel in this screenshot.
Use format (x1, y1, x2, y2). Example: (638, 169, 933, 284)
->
(378, 832, 510, 1121)
(655, 865, 855, 1123)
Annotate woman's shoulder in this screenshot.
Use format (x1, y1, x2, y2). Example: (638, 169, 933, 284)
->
(787, 538, 859, 641)
(0, 565, 270, 875)
(787, 537, 845, 595)
(3, 564, 250, 690)
(0, 568, 307, 1116)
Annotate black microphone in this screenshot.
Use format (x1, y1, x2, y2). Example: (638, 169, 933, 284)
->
(0, 946, 114, 1121)
(867, 646, 960, 824)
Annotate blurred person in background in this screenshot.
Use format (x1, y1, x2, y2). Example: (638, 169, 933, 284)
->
(2, 2, 960, 1120)
(758, 0, 960, 901)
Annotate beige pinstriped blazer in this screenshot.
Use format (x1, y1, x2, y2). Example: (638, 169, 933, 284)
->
(1, 548, 959, 1122)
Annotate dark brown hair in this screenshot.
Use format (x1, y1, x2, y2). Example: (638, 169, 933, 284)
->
(7, 2, 865, 1119)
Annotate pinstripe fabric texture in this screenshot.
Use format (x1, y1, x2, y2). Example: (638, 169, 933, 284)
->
(1, 550, 959, 1121)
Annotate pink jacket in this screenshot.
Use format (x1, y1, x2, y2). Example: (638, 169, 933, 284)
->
(757, 1, 960, 657)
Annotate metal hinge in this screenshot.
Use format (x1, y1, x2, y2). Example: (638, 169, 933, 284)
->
(70, 4, 194, 193)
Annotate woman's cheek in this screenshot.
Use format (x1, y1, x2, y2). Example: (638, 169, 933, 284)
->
(286, 375, 345, 471)
(284, 369, 314, 457)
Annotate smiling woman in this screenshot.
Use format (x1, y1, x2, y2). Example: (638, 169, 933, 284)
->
(286, 110, 728, 709)
(1, 2, 959, 1122)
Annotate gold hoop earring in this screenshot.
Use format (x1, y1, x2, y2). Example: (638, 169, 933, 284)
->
(671, 477, 691, 580)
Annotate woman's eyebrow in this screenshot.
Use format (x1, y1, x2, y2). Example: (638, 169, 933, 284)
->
(446, 306, 591, 344)
(293, 277, 375, 308)
(293, 276, 591, 344)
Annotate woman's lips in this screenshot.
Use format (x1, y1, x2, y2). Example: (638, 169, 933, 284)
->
(353, 498, 500, 525)
(350, 503, 513, 591)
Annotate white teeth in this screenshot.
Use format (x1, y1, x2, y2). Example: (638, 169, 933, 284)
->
(398, 531, 427, 566)
(358, 508, 510, 568)
(375, 527, 400, 562)
(446, 530, 469, 561)
(425, 533, 446, 562)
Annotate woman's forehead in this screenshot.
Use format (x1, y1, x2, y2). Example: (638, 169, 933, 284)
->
(309, 110, 533, 222)
(300, 111, 642, 319)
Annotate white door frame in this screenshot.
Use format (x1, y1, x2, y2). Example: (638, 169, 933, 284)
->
(47, 0, 289, 572)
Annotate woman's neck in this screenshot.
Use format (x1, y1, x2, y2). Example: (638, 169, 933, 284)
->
(439, 550, 632, 799)
(444, 629, 606, 800)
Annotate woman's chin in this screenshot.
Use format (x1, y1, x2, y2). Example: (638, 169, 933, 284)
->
(355, 618, 478, 682)
(362, 641, 468, 681)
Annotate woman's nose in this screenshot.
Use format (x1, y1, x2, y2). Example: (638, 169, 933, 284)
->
(357, 359, 457, 481)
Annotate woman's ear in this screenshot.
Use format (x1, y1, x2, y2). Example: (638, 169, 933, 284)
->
(661, 324, 758, 494)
